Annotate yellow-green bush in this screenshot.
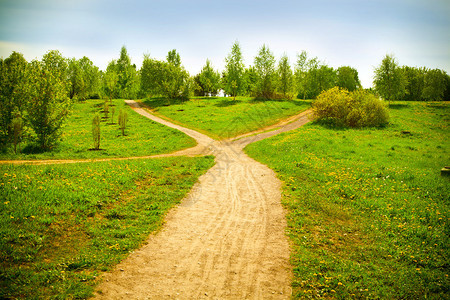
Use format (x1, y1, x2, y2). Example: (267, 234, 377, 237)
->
(313, 87, 389, 127)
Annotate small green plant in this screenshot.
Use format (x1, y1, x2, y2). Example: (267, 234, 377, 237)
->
(103, 101, 109, 121)
(313, 87, 389, 127)
(11, 115, 23, 154)
(118, 109, 128, 136)
(110, 106, 116, 124)
(92, 113, 101, 150)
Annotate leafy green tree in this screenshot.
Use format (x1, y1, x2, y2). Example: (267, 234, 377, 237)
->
(103, 62, 119, 101)
(254, 44, 276, 99)
(444, 74, 450, 101)
(0, 51, 28, 144)
(303, 58, 336, 99)
(79, 56, 101, 99)
(422, 69, 448, 101)
(11, 115, 23, 154)
(68, 56, 102, 100)
(26, 50, 71, 150)
(224, 41, 245, 100)
(373, 54, 407, 101)
(336, 66, 361, 91)
(295, 50, 309, 99)
(243, 66, 258, 96)
(140, 52, 192, 101)
(112, 46, 139, 99)
(68, 58, 85, 100)
(316, 65, 337, 95)
(401, 66, 426, 101)
(276, 54, 294, 98)
(167, 49, 181, 67)
(198, 59, 221, 96)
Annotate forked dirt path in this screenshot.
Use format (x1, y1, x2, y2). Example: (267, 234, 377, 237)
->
(94, 101, 313, 299)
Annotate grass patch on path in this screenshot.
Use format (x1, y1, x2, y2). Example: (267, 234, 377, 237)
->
(0, 99, 196, 160)
(0, 156, 214, 299)
(142, 96, 311, 139)
(245, 101, 449, 299)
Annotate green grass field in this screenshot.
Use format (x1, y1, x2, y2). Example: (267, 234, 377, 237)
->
(142, 96, 311, 139)
(245, 101, 449, 298)
(0, 99, 196, 160)
(0, 156, 214, 299)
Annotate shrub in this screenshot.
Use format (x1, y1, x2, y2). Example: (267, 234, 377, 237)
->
(312, 87, 389, 127)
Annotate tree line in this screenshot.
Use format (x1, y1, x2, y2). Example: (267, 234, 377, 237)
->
(373, 54, 450, 102)
(1, 43, 449, 152)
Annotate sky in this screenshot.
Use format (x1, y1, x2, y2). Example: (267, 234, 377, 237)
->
(0, 0, 449, 88)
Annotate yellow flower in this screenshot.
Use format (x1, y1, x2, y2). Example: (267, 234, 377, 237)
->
(338, 282, 343, 286)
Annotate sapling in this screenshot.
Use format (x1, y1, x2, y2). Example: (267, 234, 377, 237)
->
(92, 113, 101, 150)
(110, 106, 116, 124)
(103, 101, 109, 121)
(118, 109, 128, 136)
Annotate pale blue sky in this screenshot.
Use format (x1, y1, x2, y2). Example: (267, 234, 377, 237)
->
(1, 0, 449, 88)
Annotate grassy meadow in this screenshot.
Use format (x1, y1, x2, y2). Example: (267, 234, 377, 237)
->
(142, 96, 311, 139)
(0, 156, 214, 298)
(245, 101, 449, 298)
(0, 99, 196, 160)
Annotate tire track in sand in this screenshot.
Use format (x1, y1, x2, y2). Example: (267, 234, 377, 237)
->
(91, 100, 313, 299)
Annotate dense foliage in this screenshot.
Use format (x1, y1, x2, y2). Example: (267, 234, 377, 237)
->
(140, 50, 193, 101)
(197, 59, 221, 96)
(1, 44, 449, 153)
(313, 87, 389, 128)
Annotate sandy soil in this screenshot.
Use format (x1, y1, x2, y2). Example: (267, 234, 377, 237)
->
(94, 101, 312, 299)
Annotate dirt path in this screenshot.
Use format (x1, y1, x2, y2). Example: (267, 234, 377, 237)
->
(94, 101, 313, 299)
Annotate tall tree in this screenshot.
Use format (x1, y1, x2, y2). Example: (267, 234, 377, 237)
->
(0, 52, 28, 144)
(401, 66, 426, 101)
(26, 50, 71, 150)
(140, 52, 192, 101)
(373, 54, 407, 102)
(336, 66, 361, 91)
(104, 61, 119, 101)
(116, 46, 139, 99)
(68, 58, 85, 100)
(167, 49, 181, 67)
(198, 59, 221, 96)
(315, 65, 337, 95)
(254, 44, 276, 99)
(276, 54, 294, 98)
(294, 50, 309, 99)
(422, 69, 448, 101)
(78, 56, 101, 99)
(243, 66, 258, 96)
(224, 41, 245, 100)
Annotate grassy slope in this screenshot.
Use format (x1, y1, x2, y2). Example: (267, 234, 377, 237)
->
(0, 156, 215, 299)
(245, 101, 449, 299)
(142, 96, 311, 139)
(0, 99, 196, 160)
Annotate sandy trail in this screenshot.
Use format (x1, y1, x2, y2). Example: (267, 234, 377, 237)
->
(94, 101, 312, 299)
